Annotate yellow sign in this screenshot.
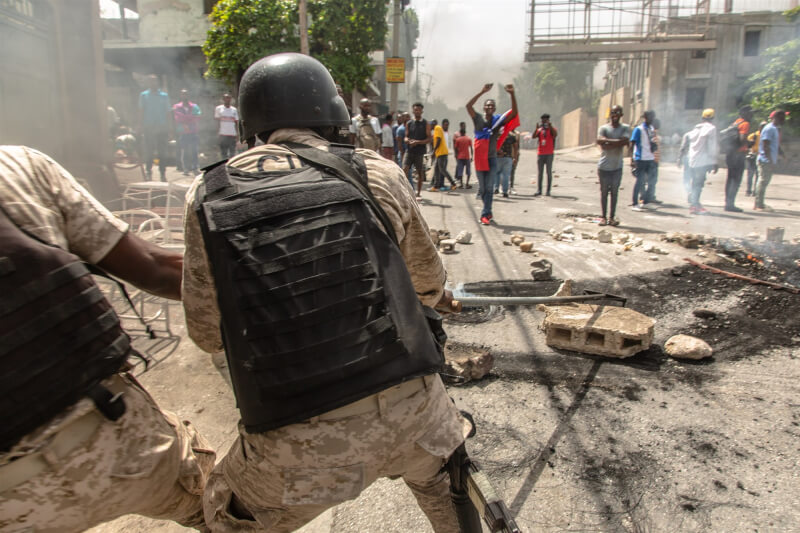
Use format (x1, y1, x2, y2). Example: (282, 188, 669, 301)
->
(385, 57, 405, 83)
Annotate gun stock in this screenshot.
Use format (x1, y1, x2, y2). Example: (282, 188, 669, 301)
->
(448, 443, 521, 533)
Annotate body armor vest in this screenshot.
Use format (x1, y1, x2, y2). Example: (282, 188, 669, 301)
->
(197, 144, 444, 433)
(0, 209, 130, 452)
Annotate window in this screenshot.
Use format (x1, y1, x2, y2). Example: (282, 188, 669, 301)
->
(744, 30, 760, 57)
(687, 49, 710, 77)
(691, 50, 707, 59)
(685, 88, 705, 110)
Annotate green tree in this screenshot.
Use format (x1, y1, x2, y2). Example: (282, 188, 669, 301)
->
(532, 61, 597, 120)
(742, 39, 799, 133)
(203, 0, 388, 93)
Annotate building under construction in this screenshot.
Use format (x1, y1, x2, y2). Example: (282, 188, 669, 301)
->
(525, 0, 799, 145)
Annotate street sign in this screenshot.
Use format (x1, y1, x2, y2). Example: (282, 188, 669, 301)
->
(385, 57, 405, 83)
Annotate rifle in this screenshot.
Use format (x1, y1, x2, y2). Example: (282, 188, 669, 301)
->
(446, 413, 522, 532)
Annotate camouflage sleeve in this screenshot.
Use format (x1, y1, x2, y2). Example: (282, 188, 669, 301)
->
(32, 148, 128, 264)
(360, 151, 445, 307)
(182, 179, 224, 354)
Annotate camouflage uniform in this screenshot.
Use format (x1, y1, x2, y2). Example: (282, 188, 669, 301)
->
(183, 130, 465, 532)
(0, 146, 215, 532)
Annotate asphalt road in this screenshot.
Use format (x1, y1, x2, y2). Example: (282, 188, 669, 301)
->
(91, 146, 800, 533)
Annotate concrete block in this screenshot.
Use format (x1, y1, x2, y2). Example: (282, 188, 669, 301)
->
(439, 239, 456, 253)
(519, 242, 534, 253)
(541, 303, 655, 358)
(530, 258, 553, 280)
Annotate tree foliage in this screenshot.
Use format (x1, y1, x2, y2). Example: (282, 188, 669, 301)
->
(743, 38, 800, 133)
(513, 61, 596, 127)
(203, 0, 388, 93)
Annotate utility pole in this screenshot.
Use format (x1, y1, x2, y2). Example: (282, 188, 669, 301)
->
(389, 0, 401, 113)
(413, 55, 424, 102)
(299, 0, 309, 55)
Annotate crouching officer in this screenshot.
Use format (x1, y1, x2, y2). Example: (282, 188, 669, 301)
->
(182, 53, 466, 532)
(0, 146, 215, 532)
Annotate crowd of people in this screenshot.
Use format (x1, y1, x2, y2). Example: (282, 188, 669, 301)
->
(111, 74, 241, 181)
(594, 104, 787, 225)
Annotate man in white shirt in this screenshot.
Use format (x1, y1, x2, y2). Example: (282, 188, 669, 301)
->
(686, 108, 719, 215)
(214, 93, 239, 159)
(381, 113, 395, 160)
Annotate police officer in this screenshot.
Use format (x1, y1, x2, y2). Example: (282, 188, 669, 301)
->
(182, 53, 466, 532)
(0, 145, 214, 531)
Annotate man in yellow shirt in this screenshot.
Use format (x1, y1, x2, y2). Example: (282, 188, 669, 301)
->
(430, 119, 457, 191)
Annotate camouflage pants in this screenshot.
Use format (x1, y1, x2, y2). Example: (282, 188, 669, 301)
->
(0, 374, 215, 532)
(204, 375, 464, 533)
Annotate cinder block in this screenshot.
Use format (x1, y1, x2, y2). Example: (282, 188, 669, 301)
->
(541, 303, 655, 358)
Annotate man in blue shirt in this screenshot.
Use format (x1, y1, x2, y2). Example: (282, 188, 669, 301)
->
(629, 110, 658, 210)
(754, 109, 787, 212)
(138, 75, 171, 181)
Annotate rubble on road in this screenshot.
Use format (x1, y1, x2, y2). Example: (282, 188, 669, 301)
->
(664, 334, 713, 360)
(455, 230, 472, 244)
(439, 239, 456, 253)
(530, 258, 553, 280)
(597, 230, 613, 243)
(442, 343, 494, 384)
(519, 242, 534, 252)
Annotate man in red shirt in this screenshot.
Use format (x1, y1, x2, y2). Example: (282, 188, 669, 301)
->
(533, 113, 558, 196)
(452, 121, 473, 188)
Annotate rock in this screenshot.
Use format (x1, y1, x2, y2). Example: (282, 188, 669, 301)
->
(615, 250, 622, 255)
(664, 334, 713, 360)
(678, 234, 700, 249)
(429, 229, 440, 245)
(632, 238, 644, 247)
(581, 232, 594, 240)
(562, 225, 574, 234)
(511, 233, 524, 241)
(502, 240, 512, 246)
(530, 258, 553, 280)
(443, 345, 494, 383)
(648, 256, 659, 261)
(697, 251, 708, 258)
(437, 229, 451, 239)
(519, 242, 535, 252)
(598, 230, 613, 243)
(439, 238, 456, 253)
(455, 230, 472, 244)
(511, 236, 525, 246)
(693, 309, 717, 319)
(541, 303, 656, 358)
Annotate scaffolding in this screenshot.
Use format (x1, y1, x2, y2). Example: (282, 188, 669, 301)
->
(526, 0, 716, 61)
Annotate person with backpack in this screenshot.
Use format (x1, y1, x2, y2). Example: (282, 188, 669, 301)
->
(182, 53, 466, 533)
(404, 102, 432, 198)
(720, 105, 753, 212)
(349, 98, 382, 152)
(0, 146, 214, 532)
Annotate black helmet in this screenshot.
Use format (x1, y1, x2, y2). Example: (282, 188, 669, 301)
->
(238, 53, 350, 140)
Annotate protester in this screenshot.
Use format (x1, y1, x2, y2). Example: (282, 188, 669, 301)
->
(403, 102, 432, 199)
(138, 74, 171, 181)
(214, 92, 239, 160)
(686, 108, 719, 215)
(0, 145, 214, 532)
(596, 105, 631, 226)
(745, 121, 766, 196)
(381, 113, 395, 160)
(349, 98, 381, 151)
(466, 83, 519, 225)
(431, 118, 457, 191)
(495, 128, 518, 197)
(533, 114, 558, 196)
(629, 110, 658, 210)
(453, 121, 473, 189)
(396, 112, 413, 185)
(722, 105, 753, 212)
(173, 89, 202, 175)
(182, 53, 465, 533)
(754, 109, 787, 212)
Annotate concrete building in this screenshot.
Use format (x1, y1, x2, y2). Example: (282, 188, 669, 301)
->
(600, 10, 799, 137)
(102, 0, 226, 153)
(0, 0, 120, 201)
